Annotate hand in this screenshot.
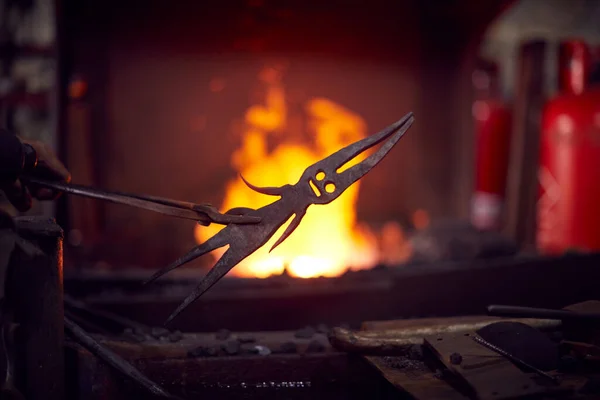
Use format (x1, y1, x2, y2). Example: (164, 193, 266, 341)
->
(3, 138, 71, 212)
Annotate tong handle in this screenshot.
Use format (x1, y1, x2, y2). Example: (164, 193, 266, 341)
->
(24, 178, 260, 226)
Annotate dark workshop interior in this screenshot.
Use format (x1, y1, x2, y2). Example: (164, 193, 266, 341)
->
(1, 0, 600, 398)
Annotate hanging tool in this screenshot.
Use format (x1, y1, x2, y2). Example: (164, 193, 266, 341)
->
(145, 112, 415, 324)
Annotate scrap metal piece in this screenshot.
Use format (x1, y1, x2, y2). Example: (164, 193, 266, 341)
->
(23, 178, 261, 227)
(64, 316, 182, 400)
(146, 112, 415, 324)
(472, 335, 558, 383)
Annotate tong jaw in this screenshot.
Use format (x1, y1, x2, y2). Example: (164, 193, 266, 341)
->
(242, 112, 415, 208)
(298, 111, 415, 205)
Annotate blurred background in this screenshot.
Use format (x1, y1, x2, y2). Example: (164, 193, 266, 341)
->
(1, 0, 599, 279)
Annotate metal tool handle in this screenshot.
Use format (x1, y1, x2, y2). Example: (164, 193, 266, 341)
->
(24, 177, 261, 226)
(487, 305, 600, 322)
(24, 177, 214, 223)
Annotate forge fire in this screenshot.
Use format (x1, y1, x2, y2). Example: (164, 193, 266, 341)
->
(196, 65, 416, 279)
(145, 108, 414, 324)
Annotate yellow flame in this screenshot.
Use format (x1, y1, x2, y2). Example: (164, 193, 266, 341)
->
(194, 65, 380, 278)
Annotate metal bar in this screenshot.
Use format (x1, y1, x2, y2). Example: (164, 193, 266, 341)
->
(25, 178, 213, 223)
(25, 177, 262, 226)
(64, 316, 181, 400)
(487, 304, 600, 321)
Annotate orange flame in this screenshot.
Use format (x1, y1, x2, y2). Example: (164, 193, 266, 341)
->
(194, 65, 380, 278)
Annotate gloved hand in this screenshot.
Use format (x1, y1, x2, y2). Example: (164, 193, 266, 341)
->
(0, 130, 71, 212)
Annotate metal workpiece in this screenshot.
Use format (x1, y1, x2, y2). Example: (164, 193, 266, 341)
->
(144, 112, 415, 324)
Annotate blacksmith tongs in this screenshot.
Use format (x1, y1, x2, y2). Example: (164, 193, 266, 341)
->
(13, 144, 259, 226)
(26, 178, 260, 226)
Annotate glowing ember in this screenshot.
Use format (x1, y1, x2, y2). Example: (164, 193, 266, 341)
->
(194, 65, 380, 278)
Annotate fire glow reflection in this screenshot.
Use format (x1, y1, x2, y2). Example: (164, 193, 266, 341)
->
(195, 65, 414, 278)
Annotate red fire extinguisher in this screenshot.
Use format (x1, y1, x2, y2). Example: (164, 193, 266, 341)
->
(537, 40, 600, 254)
(471, 59, 512, 231)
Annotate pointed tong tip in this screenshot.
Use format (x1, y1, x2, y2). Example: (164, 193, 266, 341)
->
(240, 175, 285, 196)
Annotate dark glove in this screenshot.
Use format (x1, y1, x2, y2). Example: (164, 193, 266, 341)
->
(0, 129, 71, 212)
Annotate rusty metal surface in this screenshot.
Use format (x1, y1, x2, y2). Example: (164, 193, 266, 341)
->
(145, 113, 415, 324)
